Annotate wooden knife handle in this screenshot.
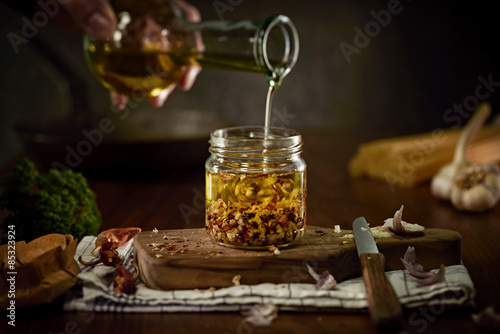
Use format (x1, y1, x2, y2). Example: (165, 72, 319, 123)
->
(360, 253, 402, 331)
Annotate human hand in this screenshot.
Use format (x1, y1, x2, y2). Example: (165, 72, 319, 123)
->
(61, 0, 201, 109)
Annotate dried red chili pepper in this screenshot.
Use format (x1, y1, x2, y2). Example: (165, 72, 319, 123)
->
(91, 227, 142, 255)
(99, 242, 122, 266)
(79, 241, 122, 266)
(113, 266, 135, 294)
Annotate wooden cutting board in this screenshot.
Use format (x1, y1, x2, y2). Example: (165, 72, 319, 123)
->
(133, 226, 461, 291)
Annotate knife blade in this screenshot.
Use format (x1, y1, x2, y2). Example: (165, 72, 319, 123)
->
(353, 217, 402, 331)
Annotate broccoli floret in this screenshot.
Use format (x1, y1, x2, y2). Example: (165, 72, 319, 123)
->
(0, 158, 102, 242)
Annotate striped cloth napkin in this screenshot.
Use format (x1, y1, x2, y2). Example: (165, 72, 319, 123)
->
(63, 236, 475, 313)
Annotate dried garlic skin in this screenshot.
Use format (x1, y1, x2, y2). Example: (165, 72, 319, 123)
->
(450, 164, 500, 212)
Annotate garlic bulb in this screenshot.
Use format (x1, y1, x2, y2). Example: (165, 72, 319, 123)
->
(430, 162, 465, 200)
(450, 164, 500, 212)
(430, 102, 491, 199)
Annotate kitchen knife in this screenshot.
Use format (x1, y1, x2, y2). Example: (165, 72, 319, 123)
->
(353, 217, 402, 331)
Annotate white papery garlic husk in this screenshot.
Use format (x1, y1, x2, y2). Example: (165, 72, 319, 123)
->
(430, 102, 491, 200)
(450, 164, 500, 212)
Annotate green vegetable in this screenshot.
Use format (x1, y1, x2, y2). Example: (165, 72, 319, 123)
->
(0, 158, 102, 242)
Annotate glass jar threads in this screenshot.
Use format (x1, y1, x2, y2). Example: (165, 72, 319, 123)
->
(205, 126, 306, 249)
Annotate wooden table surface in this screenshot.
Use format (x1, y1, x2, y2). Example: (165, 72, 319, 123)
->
(2, 128, 499, 333)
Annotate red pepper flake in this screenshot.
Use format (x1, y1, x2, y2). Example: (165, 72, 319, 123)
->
(220, 173, 234, 181)
(265, 198, 277, 210)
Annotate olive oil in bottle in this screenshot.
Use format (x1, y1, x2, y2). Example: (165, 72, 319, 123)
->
(83, 9, 298, 100)
(84, 44, 187, 98)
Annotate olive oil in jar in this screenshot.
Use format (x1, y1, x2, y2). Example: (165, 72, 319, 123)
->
(205, 127, 306, 249)
(206, 170, 306, 248)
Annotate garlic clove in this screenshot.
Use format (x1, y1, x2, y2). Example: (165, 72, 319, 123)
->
(241, 302, 278, 327)
(383, 205, 425, 235)
(450, 164, 500, 212)
(410, 264, 446, 286)
(401, 246, 445, 286)
(315, 271, 338, 291)
(401, 246, 433, 278)
(306, 264, 337, 290)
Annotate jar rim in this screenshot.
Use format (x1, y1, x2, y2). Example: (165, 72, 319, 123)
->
(209, 126, 302, 157)
(210, 126, 301, 147)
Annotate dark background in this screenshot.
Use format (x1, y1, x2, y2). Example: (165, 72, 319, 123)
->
(0, 0, 499, 171)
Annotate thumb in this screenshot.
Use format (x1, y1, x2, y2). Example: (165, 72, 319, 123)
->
(61, 0, 116, 40)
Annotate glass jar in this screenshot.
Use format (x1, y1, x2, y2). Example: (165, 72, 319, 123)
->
(205, 126, 306, 249)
